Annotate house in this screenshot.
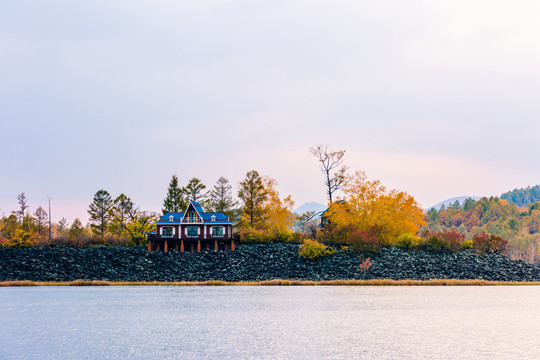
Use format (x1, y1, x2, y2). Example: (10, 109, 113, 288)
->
(148, 201, 235, 252)
(319, 200, 346, 228)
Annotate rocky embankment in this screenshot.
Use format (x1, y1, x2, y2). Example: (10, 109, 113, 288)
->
(1, 243, 539, 282)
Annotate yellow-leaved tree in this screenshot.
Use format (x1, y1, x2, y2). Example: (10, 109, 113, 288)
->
(326, 171, 425, 246)
(261, 177, 296, 240)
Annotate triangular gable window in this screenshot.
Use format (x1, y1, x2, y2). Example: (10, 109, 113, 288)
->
(185, 202, 202, 216)
(184, 202, 203, 223)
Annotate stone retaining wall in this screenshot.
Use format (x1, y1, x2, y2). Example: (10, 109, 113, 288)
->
(1, 244, 539, 282)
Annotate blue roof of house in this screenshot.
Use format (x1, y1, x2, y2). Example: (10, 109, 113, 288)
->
(156, 201, 232, 225)
(191, 201, 205, 214)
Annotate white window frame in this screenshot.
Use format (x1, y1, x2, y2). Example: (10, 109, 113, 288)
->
(161, 227, 173, 237)
(212, 226, 224, 237)
(187, 226, 199, 238)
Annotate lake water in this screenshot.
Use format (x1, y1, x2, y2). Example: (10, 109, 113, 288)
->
(1, 286, 539, 359)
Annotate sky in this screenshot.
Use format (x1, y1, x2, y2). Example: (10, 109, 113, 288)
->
(1, 0, 539, 224)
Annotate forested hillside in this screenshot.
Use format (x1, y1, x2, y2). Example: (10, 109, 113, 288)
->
(500, 185, 540, 207)
(424, 197, 540, 263)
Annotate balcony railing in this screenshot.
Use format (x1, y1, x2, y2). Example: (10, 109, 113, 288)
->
(149, 233, 232, 240)
(181, 216, 203, 223)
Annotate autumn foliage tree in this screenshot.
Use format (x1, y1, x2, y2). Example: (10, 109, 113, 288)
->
(423, 197, 540, 263)
(260, 177, 295, 240)
(237, 172, 297, 242)
(472, 232, 507, 255)
(324, 171, 425, 246)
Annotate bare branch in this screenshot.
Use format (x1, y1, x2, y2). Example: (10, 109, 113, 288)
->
(310, 144, 348, 203)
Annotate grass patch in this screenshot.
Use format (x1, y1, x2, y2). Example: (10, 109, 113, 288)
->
(1, 279, 540, 287)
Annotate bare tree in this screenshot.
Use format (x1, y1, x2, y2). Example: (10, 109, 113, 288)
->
(310, 144, 348, 204)
(13, 193, 29, 224)
(297, 211, 320, 238)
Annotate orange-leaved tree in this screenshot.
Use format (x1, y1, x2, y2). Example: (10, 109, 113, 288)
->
(261, 177, 296, 240)
(326, 171, 425, 246)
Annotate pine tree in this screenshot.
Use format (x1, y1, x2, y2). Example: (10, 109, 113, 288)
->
(57, 217, 69, 236)
(184, 177, 207, 202)
(162, 175, 186, 214)
(68, 218, 85, 239)
(238, 170, 267, 228)
(109, 193, 135, 236)
(208, 177, 237, 217)
(88, 189, 113, 239)
(33, 206, 48, 236)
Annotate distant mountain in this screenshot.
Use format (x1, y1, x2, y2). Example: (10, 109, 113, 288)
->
(501, 185, 540, 207)
(294, 202, 327, 215)
(426, 196, 480, 211)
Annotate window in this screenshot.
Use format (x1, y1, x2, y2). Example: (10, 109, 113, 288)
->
(187, 226, 199, 237)
(162, 227, 173, 237)
(189, 212, 197, 223)
(211, 215, 216, 221)
(169, 215, 174, 221)
(212, 226, 224, 237)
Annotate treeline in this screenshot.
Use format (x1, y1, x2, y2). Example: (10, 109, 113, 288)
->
(424, 197, 540, 263)
(0, 170, 302, 248)
(0, 145, 355, 248)
(500, 185, 540, 207)
(0, 192, 157, 248)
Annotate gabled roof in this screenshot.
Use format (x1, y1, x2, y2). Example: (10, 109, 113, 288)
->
(156, 201, 232, 225)
(156, 212, 184, 225)
(201, 212, 229, 222)
(190, 201, 205, 214)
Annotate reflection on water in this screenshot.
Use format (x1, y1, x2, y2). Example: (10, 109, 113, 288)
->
(1, 286, 539, 359)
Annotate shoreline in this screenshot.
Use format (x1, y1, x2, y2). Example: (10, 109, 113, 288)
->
(2, 279, 540, 287)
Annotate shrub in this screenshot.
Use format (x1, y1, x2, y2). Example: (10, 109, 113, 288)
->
(472, 233, 508, 255)
(420, 235, 446, 253)
(359, 257, 372, 273)
(287, 232, 306, 244)
(239, 228, 269, 243)
(396, 233, 420, 251)
(347, 229, 382, 254)
(239, 228, 305, 243)
(1, 229, 38, 248)
(462, 240, 473, 250)
(419, 230, 465, 253)
(299, 240, 336, 261)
